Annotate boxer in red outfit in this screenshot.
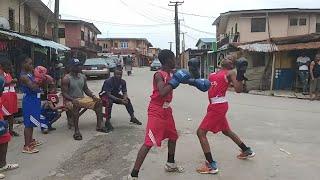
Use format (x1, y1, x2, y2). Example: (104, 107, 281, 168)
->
(192, 55, 255, 175)
(127, 50, 191, 180)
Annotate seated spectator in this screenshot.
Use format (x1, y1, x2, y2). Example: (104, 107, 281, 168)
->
(62, 59, 108, 141)
(100, 68, 142, 132)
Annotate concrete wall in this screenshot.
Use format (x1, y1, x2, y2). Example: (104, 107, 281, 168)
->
(221, 13, 319, 43)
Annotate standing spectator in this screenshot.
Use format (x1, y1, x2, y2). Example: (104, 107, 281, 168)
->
(296, 54, 311, 94)
(0, 71, 19, 179)
(19, 55, 43, 154)
(310, 54, 320, 100)
(0, 58, 19, 137)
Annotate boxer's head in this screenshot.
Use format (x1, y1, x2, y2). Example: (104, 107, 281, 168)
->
(221, 54, 236, 70)
(158, 49, 175, 70)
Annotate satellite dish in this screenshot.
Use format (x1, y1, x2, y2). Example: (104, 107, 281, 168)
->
(0, 17, 10, 30)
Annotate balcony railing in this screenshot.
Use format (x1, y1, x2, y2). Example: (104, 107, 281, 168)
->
(8, 21, 52, 39)
(84, 41, 103, 52)
(217, 32, 240, 48)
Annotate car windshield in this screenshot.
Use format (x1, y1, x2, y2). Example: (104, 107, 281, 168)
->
(152, 59, 161, 65)
(105, 58, 116, 64)
(84, 58, 106, 65)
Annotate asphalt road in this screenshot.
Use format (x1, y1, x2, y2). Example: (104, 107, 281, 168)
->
(4, 67, 320, 180)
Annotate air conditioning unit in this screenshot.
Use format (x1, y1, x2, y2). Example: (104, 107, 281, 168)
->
(0, 17, 10, 30)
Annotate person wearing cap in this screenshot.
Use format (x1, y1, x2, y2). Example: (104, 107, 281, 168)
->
(62, 58, 108, 141)
(310, 53, 320, 100)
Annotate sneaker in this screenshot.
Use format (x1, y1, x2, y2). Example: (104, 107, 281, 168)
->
(0, 163, 19, 172)
(130, 118, 142, 125)
(164, 162, 184, 173)
(196, 161, 219, 174)
(30, 139, 43, 147)
(105, 121, 114, 131)
(127, 175, 138, 180)
(237, 147, 255, 159)
(41, 129, 49, 134)
(10, 131, 20, 137)
(0, 173, 4, 179)
(22, 145, 39, 154)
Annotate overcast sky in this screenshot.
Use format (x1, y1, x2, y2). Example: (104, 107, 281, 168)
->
(42, 0, 320, 51)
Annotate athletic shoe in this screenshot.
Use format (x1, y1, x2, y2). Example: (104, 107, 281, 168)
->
(130, 118, 142, 125)
(196, 161, 219, 174)
(0, 173, 5, 179)
(105, 121, 114, 131)
(10, 131, 20, 137)
(164, 162, 184, 173)
(0, 163, 19, 172)
(22, 145, 39, 154)
(237, 147, 255, 159)
(41, 129, 49, 134)
(30, 139, 43, 147)
(127, 175, 138, 180)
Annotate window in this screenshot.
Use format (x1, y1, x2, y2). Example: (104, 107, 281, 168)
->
(290, 18, 298, 26)
(81, 31, 84, 40)
(120, 41, 128, 48)
(252, 53, 265, 67)
(317, 16, 320, 33)
(58, 28, 65, 38)
(251, 18, 266, 32)
(8, 8, 15, 31)
(299, 18, 307, 26)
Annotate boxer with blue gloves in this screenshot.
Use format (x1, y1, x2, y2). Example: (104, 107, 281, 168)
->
(189, 55, 255, 175)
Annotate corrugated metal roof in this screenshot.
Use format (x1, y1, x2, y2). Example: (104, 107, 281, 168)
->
(0, 30, 70, 51)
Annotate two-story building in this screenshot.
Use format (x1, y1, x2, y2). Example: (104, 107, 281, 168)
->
(97, 38, 153, 66)
(0, 0, 69, 77)
(213, 8, 320, 91)
(196, 38, 216, 50)
(48, 19, 101, 61)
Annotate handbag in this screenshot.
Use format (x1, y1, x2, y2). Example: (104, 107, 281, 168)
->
(0, 120, 8, 136)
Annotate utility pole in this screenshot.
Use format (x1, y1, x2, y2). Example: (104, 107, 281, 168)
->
(169, 1, 184, 68)
(168, 41, 173, 51)
(180, 32, 186, 52)
(53, 0, 60, 42)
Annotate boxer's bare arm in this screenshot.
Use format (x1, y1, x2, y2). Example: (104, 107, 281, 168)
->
(228, 71, 243, 93)
(154, 72, 173, 97)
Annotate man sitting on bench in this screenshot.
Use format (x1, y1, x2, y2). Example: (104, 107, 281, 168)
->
(100, 67, 142, 132)
(62, 58, 108, 140)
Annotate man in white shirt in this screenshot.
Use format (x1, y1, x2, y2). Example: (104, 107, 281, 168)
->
(296, 55, 311, 94)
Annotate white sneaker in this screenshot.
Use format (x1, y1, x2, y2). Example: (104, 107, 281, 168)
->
(164, 162, 184, 173)
(0, 173, 4, 179)
(127, 175, 138, 180)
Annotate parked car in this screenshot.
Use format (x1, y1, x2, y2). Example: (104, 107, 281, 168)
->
(82, 58, 110, 78)
(150, 59, 161, 71)
(105, 57, 117, 72)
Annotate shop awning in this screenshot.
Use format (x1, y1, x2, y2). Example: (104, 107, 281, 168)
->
(0, 30, 70, 51)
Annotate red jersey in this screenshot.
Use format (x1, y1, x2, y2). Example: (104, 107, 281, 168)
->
(0, 97, 11, 144)
(208, 70, 229, 101)
(150, 70, 173, 106)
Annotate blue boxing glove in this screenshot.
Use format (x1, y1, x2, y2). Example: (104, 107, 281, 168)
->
(168, 69, 191, 89)
(0, 121, 8, 136)
(236, 59, 248, 81)
(188, 78, 211, 92)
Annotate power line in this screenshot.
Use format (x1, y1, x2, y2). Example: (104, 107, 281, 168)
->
(119, 0, 170, 24)
(181, 24, 215, 35)
(147, 1, 216, 18)
(61, 13, 173, 27)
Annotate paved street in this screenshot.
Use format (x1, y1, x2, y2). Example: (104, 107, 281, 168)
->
(4, 67, 320, 180)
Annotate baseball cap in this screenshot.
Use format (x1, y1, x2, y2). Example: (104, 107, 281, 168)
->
(68, 58, 81, 66)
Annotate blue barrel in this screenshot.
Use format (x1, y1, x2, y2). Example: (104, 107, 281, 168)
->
(274, 69, 295, 90)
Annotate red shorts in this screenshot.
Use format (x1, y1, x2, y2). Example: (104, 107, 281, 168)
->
(1, 92, 18, 116)
(144, 103, 178, 147)
(199, 103, 230, 133)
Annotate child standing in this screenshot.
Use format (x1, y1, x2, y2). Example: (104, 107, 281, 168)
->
(0, 61, 19, 137)
(194, 55, 255, 174)
(127, 50, 191, 180)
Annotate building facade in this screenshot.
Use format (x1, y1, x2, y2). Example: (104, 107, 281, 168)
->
(48, 20, 101, 61)
(97, 38, 153, 66)
(0, 0, 54, 38)
(213, 8, 320, 91)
